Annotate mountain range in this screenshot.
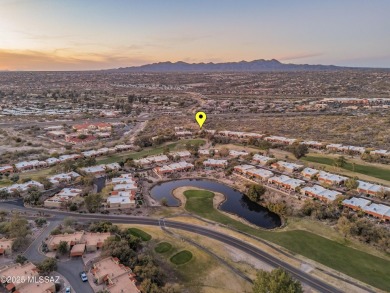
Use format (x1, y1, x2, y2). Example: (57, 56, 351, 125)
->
(109, 59, 352, 72)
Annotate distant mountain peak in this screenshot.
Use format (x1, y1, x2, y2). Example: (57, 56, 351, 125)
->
(108, 59, 349, 72)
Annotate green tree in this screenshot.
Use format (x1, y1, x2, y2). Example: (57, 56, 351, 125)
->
(161, 197, 168, 206)
(80, 175, 95, 187)
(34, 218, 47, 227)
(337, 216, 352, 238)
(57, 241, 69, 255)
(290, 143, 308, 159)
(69, 202, 78, 211)
(37, 176, 53, 190)
(0, 189, 10, 199)
(15, 255, 28, 264)
(84, 193, 103, 213)
(63, 217, 76, 227)
(334, 156, 347, 168)
(9, 215, 30, 238)
(24, 186, 42, 205)
(103, 238, 137, 266)
(252, 268, 303, 293)
(345, 177, 359, 190)
(12, 237, 27, 251)
(37, 258, 57, 274)
(89, 221, 120, 233)
(247, 184, 266, 202)
(10, 174, 20, 183)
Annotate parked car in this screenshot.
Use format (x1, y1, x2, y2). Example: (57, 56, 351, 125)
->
(65, 287, 71, 293)
(80, 272, 88, 282)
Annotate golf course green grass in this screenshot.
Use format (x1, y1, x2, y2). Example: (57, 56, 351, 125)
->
(170, 250, 193, 265)
(183, 189, 390, 291)
(302, 155, 390, 181)
(128, 228, 152, 241)
(155, 242, 173, 253)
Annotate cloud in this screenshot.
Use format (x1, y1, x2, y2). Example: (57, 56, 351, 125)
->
(0, 49, 153, 71)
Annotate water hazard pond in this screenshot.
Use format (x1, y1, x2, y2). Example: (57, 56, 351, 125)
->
(150, 179, 281, 229)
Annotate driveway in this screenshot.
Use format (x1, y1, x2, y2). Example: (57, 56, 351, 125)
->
(57, 258, 94, 293)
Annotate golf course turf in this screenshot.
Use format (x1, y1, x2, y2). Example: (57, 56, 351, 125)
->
(128, 228, 152, 241)
(170, 250, 193, 265)
(183, 189, 390, 291)
(155, 242, 173, 253)
(302, 155, 390, 181)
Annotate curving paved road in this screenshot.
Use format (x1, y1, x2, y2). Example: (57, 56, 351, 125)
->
(2, 201, 342, 293)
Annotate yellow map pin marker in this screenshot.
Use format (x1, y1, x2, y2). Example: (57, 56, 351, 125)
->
(195, 111, 207, 128)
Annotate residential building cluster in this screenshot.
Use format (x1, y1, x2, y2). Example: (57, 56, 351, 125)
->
(91, 257, 140, 293)
(343, 197, 390, 221)
(0, 144, 132, 175)
(0, 180, 43, 194)
(203, 159, 228, 168)
(47, 171, 80, 185)
(80, 163, 121, 175)
(0, 262, 55, 293)
(153, 161, 194, 177)
(46, 231, 111, 257)
(105, 174, 138, 209)
(44, 188, 82, 209)
(134, 154, 169, 166)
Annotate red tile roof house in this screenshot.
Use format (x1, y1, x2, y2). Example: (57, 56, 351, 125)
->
(65, 134, 97, 145)
(91, 257, 140, 293)
(46, 231, 111, 254)
(0, 262, 55, 293)
(72, 123, 112, 134)
(0, 165, 14, 174)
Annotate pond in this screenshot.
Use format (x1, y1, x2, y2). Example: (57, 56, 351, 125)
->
(150, 179, 281, 229)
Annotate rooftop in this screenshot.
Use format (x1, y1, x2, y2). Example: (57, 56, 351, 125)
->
(0, 262, 38, 280)
(92, 257, 131, 281)
(106, 273, 140, 293)
(342, 197, 371, 208)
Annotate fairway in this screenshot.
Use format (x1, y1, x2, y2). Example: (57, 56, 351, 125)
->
(155, 242, 172, 253)
(170, 250, 193, 265)
(128, 228, 152, 241)
(302, 155, 390, 181)
(183, 189, 390, 291)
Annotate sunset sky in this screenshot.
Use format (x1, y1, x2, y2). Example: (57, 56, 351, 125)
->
(1, 0, 389, 71)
